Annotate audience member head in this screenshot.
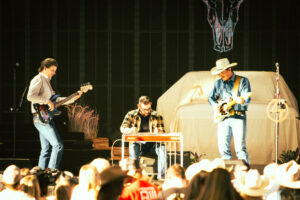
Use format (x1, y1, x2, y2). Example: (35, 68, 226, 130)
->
(163, 164, 187, 190)
(166, 164, 186, 180)
(184, 170, 209, 200)
(19, 175, 41, 199)
(78, 164, 100, 191)
(56, 171, 78, 186)
(90, 158, 110, 174)
(20, 168, 31, 178)
(2, 165, 21, 190)
(198, 168, 242, 200)
(71, 165, 100, 200)
(55, 179, 73, 200)
(233, 169, 270, 200)
(263, 162, 278, 180)
(232, 160, 250, 180)
(119, 158, 143, 179)
(275, 160, 300, 189)
(98, 166, 128, 200)
(34, 170, 52, 197)
(185, 159, 210, 181)
(30, 166, 42, 175)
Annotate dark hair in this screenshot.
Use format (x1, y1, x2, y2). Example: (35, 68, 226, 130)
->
(138, 96, 152, 104)
(197, 168, 243, 200)
(97, 178, 125, 200)
(185, 170, 209, 200)
(280, 188, 300, 200)
(38, 58, 58, 72)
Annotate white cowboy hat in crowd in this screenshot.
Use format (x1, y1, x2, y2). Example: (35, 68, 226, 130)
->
(210, 58, 238, 75)
(264, 162, 279, 180)
(185, 159, 211, 181)
(207, 158, 226, 172)
(275, 160, 300, 189)
(233, 169, 271, 197)
(2, 165, 21, 185)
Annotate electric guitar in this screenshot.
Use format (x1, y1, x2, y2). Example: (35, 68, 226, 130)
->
(214, 92, 252, 123)
(33, 83, 93, 124)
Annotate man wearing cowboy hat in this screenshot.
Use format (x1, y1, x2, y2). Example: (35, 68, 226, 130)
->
(208, 58, 251, 164)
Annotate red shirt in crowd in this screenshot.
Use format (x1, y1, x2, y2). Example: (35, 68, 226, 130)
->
(119, 179, 159, 200)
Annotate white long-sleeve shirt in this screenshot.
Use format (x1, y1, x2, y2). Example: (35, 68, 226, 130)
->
(27, 73, 75, 113)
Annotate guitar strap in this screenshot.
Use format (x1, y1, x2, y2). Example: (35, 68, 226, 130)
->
(232, 75, 241, 98)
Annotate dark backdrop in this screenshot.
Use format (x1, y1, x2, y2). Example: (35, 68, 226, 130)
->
(1, 0, 299, 142)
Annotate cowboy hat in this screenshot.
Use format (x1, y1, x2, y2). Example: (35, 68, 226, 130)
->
(233, 169, 271, 197)
(210, 58, 237, 75)
(263, 162, 278, 180)
(2, 165, 21, 185)
(185, 159, 211, 180)
(275, 160, 300, 189)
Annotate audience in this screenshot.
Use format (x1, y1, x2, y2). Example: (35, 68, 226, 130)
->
(4, 157, 300, 200)
(266, 160, 300, 200)
(0, 165, 36, 200)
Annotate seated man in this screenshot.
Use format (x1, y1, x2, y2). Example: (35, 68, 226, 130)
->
(120, 96, 166, 179)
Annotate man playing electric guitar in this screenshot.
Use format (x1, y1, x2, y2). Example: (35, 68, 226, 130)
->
(208, 58, 252, 164)
(27, 58, 83, 170)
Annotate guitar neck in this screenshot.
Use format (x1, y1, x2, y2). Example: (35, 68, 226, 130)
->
(226, 100, 237, 110)
(55, 92, 78, 108)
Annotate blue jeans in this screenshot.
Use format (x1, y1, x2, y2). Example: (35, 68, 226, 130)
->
(217, 115, 249, 164)
(33, 115, 64, 169)
(129, 142, 166, 179)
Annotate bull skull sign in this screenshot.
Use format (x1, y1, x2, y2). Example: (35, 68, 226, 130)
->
(203, 0, 244, 53)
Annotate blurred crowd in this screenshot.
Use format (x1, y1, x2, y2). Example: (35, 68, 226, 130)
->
(0, 157, 300, 200)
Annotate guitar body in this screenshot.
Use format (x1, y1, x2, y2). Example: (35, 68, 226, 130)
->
(213, 101, 235, 123)
(32, 83, 93, 124)
(213, 92, 252, 124)
(33, 94, 61, 124)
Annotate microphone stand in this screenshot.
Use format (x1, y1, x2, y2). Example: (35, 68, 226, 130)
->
(10, 63, 18, 157)
(275, 63, 280, 163)
(10, 62, 26, 157)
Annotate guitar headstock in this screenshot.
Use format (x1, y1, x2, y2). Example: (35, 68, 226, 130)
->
(80, 82, 93, 93)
